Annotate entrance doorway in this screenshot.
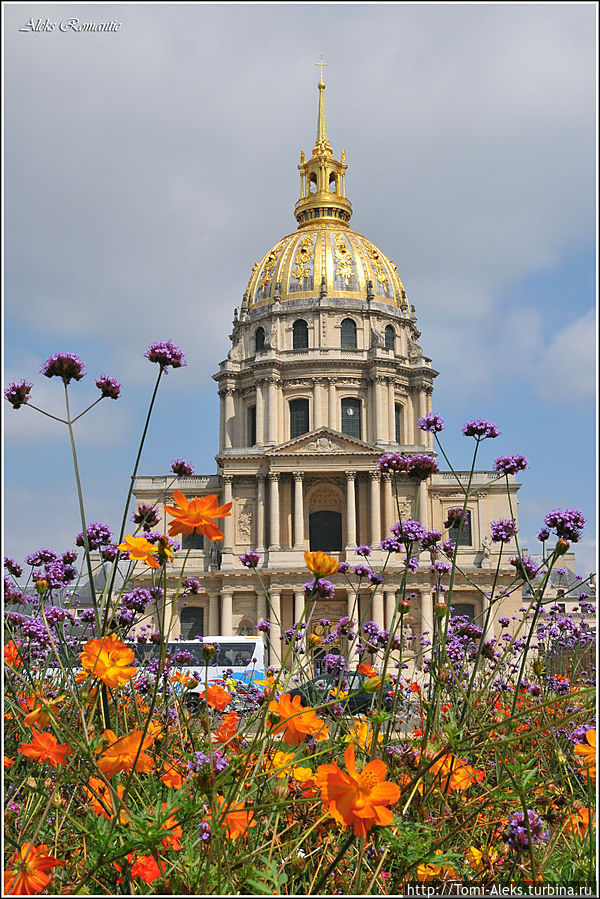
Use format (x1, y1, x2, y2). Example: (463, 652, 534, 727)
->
(309, 510, 342, 552)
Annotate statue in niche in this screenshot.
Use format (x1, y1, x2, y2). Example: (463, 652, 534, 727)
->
(370, 327, 384, 348)
(481, 535, 492, 569)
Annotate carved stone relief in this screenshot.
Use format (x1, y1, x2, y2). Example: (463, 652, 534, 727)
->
(235, 498, 255, 544)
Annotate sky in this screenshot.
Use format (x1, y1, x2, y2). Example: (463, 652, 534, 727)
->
(3, 2, 597, 577)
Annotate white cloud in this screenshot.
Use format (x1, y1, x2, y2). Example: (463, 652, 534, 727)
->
(533, 309, 596, 403)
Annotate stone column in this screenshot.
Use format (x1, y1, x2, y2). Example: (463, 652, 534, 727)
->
(267, 379, 277, 445)
(369, 470, 381, 547)
(224, 388, 235, 449)
(221, 588, 233, 635)
(223, 475, 234, 553)
(313, 378, 322, 430)
(345, 470, 357, 549)
(388, 379, 396, 444)
(372, 589, 385, 631)
(383, 472, 394, 533)
(294, 590, 305, 627)
(256, 590, 267, 625)
(268, 472, 280, 551)
(256, 475, 266, 552)
(328, 378, 337, 430)
(293, 471, 305, 549)
(418, 479, 429, 531)
(269, 589, 281, 665)
(255, 381, 265, 446)
(374, 377, 386, 443)
(417, 390, 427, 438)
(219, 389, 225, 452)
(420, 589, 433, 641)
(384, 589, 396, 630)
(208, 591, 219, 636)
(406, 388, 415, 446)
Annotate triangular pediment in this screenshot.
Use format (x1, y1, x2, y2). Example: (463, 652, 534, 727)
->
(269, 427, 379, 456)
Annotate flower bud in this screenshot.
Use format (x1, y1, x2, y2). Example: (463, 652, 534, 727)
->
(202, 643, 217, 662)
(35, 578, 48, 596)
(272, 781, 289, 801)
(437, 668, 450, 683)
(435, 600, 448, 616)
(398, 599, 411, 614)
(556, 538, 570, 556)
(308, 633, 323, 648)
(267, 709, 281, 726)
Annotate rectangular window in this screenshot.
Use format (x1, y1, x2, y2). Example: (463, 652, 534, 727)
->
(290, 398, 309, 438)
(180, 607, 204, 640)
(451, 603, 475, 622)
(249, 405, 256, 446)
(341, 397, 361, 439)
(395, 404, 402, 443)
(182, 531, 204, 550)
(448, 518, 472, 546)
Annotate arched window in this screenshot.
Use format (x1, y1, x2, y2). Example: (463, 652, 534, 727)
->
(341, 318, 357, 349)
(293, 319, 309, 350)
(329, 172, 338, 194)
(290, 398, 309, 438)
(385, 325, 396, 350)
(341, 397, 361, 439)
(255, 327, 265, 353)
(248, 405, 256, 446)
(449, 516, 473, 547)
(394, 404, 403, 444)
(309, 173, 317, 194)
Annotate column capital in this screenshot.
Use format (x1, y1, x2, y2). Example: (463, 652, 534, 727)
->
(224, 387, 235, 397)
(256, 472, 267, 483)
(293, 470, 304, 482)
(268, 471, 280, 482)
(369, 470, 381, 481)
(346, 470, 357, 481)
(326, 376, 338, 386)
(223, 474, 234, 486)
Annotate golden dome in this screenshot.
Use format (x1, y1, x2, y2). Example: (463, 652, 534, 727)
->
(243, 224, 409, 310)
(243, 64, 409, 313)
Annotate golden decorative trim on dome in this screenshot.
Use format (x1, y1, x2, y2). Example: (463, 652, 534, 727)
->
(364, 239, 389, 286)
(333, 233, 354, 286)
(258, 239, 286, 292)
(291, 234, 314, 282)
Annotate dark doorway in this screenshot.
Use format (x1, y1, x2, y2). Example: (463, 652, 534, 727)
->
(309, 510, 342, 552)
(180, 606, 204, 639)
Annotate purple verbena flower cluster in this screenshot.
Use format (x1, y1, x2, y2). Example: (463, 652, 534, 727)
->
(417, 412, 445, 433)
(132, 504, 160, 532)
(509, 554, 538, 580)
(504, 810, 548, 852)
(490, 518, 518, 543)
(121, 588, 154, 613)
(4, 557, 23, 578)
(407, 454, 439, 480)
(543, 508, 586, 543)
(75, 523, 112, 550)
(4, 380, 33, 410)
(171, 458, 194, 477)
(95, 375, 121, 399)
(355, 544, 371, 557)
(182, 577, 201, 595)
(494, 454, 528, 475)
(444, 508, 469, 529)
(239, 551, 261, 568)
(461, 419, 500, 439)
(41, 352, 86, 383)
(390, 519, 426, 544)
(145, 341, 186, 371)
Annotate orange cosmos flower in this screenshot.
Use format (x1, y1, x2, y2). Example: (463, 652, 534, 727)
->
(565, 807, 595, 838)
(304, 550, 339, 577)
(214, 795, 256, 840)
(79, 634, 136, 689)
(4, 756, 16, 769)
(315, 743, 400, 838)
(117, 534, 161, 569)
(358, 662, 378, 678)
(4, 843, 64, 896)
(199, 683, 232, 712)
(165, 490, 232, 541)
(574, 729, 596, 784)
(4, 640, 23, 668)
(268, 693, 329, 746)
(22, 694, 64, 730)
(428, 752, 484, 793)
(214, 710, 240, 743)
(96, 728, 155, 778)
(18, 731, 72, 768)
(130, 854, 166, 884)
(416, 851, 457, 883)
(160, 760, 186, 789)
(346, 718, 384, 752)
(85, 778, 128, 823)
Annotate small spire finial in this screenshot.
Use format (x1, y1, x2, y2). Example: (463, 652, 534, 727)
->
(316, 55, 327, 86)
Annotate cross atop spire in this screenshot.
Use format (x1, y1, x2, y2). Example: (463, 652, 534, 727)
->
(316, 55, 327, 85)
(314, 56, 330, 154)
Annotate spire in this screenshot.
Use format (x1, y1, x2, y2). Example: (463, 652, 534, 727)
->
(315, 56, 330, 154)
(294, 61, 352, 229)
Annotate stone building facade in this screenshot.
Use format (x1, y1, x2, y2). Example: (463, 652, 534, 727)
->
(133, 74, 531, 667)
